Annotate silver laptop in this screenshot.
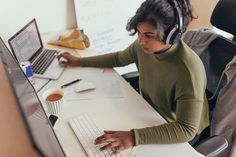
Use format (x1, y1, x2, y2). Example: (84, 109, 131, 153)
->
(8, 19, 64, 80)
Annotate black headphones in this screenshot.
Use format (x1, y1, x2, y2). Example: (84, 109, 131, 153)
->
(164, 0, 184, 44)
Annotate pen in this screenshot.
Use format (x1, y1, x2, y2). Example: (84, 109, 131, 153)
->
(61, 79, 81, 88)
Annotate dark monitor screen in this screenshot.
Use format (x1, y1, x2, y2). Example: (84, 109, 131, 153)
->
(0, 37, 66, 157)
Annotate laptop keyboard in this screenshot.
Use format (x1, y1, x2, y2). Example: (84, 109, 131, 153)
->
(32, 49, 59, 74)
(69, 113, 122, 157)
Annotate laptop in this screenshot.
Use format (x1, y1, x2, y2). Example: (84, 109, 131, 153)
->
(8, 18, 64, 80)
(0, 37, 66, 157)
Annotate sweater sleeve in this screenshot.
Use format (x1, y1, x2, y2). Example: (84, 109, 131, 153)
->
(79, 41, 137, 67)
(133, 100, 203, 144)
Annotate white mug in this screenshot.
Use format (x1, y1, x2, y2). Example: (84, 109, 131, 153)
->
(42, 88, 64, 114)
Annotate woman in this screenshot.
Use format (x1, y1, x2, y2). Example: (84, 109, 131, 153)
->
(58, 0, 209, 154)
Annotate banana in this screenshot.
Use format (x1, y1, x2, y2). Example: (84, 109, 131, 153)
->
(59, 29, 81, 41)
(48, 40, 86, 50)
(81, 29, 90, 48)
(48, 29, 90, 49)
(70, 29, 80, 39)
(58, 35, 70, 41)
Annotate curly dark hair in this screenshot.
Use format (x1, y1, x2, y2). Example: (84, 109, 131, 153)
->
(126, 0, 195, 42)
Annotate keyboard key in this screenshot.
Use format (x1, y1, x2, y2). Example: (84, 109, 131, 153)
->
(32, 49, 59, 74)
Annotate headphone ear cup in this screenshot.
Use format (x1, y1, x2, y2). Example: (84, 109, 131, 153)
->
(164, 25, 182, 44)
(173, 32, 182, 44)
(164, 0, 183, 45)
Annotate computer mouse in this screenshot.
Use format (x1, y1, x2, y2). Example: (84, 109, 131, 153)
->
(59, 57, 68, 63)
(74, 82, 95, 93)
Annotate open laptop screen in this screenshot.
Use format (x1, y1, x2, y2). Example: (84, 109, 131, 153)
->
(8, 19, 43, 63)
(0, 37, 65, 157)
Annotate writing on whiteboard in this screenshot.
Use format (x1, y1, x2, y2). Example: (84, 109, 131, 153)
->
(74, 0, 144, 54)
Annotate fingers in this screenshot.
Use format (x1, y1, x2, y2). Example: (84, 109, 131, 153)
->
(100, 142, 125, 155)
(98, 140, 125, 155)
(94, 131, 134, 154)
(99, 140, 120, 151)
(94, 135, 104, 143)
(57, 52, 72, 66)
(112, 146, 124, 154)
(94, 133, 115, 145)
(94, 132, 117, 152)
(94, 130, 116, 143)
(57, 52, 80, 67)
(57, 52, 70, 60)
(94, 131, 125, 154)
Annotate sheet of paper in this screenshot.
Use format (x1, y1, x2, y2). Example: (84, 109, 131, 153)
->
(65, 68, 123, 100)
(38, 67, 123, 100)
(33, 77, 50, 93)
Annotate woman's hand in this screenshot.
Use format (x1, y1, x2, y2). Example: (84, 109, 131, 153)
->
(57, 52, 80, 67)
(94, 130, 134, 154)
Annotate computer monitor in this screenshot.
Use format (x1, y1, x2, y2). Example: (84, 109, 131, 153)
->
(0, 37, 66, 157)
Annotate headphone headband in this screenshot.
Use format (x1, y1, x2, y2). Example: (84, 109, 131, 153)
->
(164, 0, 184, 44)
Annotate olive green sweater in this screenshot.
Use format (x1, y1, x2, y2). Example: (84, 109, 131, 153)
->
(79, 40, 209, 144)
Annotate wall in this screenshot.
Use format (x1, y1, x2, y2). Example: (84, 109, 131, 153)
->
(0, 0, 218, 43)
(189, 0, 218, 29)
(0, 0, 77, 42)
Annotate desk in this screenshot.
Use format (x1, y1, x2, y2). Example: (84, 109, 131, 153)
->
(36, 39, 205, 157)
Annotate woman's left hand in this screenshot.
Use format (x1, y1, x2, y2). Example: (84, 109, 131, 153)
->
(94, 130, 134, 154)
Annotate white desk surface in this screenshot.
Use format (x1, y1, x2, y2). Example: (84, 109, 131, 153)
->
(36, 35, 204, 157)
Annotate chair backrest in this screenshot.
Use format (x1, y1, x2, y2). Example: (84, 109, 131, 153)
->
(211, 0, 236, 41)
(200, 0, 236, 110)
(208, 2, 236, 156)
(200, 36, 236, 110)
(190, 0, 236, 149)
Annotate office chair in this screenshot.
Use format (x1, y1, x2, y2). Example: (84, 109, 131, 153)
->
(193, 0, 236, 156)
(192, 37, 236, 157)
(122, 0, 236, 156)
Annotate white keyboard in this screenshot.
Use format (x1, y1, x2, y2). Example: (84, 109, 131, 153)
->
(68, 113, 122, 157)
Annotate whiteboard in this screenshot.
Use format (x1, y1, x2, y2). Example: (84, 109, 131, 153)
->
(74, 0, 144, 53)
(74, 0, 144, 74)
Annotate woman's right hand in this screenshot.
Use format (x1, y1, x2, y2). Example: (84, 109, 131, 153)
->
(57, 52, 80, 67)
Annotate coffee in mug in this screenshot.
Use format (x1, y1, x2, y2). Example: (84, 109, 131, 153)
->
(43, 88, 64, 114)
(46, 93, 63, 101)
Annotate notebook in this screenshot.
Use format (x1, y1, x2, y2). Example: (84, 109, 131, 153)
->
(8, 18, 64, 80)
